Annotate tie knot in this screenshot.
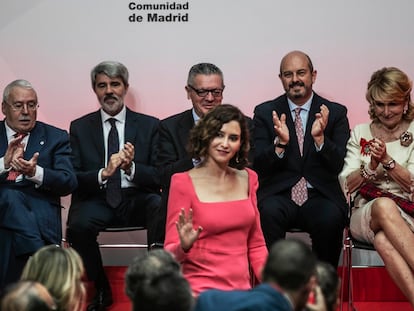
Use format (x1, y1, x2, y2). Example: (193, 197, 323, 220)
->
(14, 132, 27, 139)
(108, 118, 117, 127)
(294, 107, 302, 117)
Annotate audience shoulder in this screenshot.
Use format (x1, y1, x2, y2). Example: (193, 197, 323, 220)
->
(161, 109, 192, 124)
(254, 95, 285, 114)
(35, 120, 69, 134)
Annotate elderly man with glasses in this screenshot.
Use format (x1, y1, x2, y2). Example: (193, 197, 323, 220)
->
(0, 79, 77, 292)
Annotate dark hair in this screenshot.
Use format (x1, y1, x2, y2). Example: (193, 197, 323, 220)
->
(262, 239, 317, 291)
(132, 270, 193, 311)
(187, 63, 224, 87)
(125, 249, 181, 300)
(187, 104, 250, 169)
(90, 61, 129, 90)
(366, 67, 414, 121)
(315, 262, 340, 311)
(126, 249, 193, 311)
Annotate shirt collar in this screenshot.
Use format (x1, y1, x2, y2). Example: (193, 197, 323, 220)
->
(191, 108, 201, 124)
(287, 92, 314, 112)
(4, 122, 31, 139)
(100, 105, 127, 123)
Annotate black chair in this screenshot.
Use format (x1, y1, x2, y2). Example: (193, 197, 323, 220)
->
(340, 197, 376, 311)
(98, 226, 148, 249)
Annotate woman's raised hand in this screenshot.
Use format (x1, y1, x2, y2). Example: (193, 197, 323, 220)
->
(176, 208, 203, 252)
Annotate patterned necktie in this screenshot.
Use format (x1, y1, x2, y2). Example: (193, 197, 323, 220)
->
(7, 133, 27, 181)
(291, 108, 308, 206)
(106, 118, 122, 208)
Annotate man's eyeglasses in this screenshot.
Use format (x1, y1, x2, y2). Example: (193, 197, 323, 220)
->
(187, 85, 224, 98)
(5, 102, 39, 112)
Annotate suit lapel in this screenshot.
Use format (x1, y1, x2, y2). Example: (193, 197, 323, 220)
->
(178, 110, 195, 146)
(303, 95, 322, 157)
(0, 122, 7, 156)
(25, 122, 46, 159)
(125, 108, 137, 143)
(89, 112, 105, 164)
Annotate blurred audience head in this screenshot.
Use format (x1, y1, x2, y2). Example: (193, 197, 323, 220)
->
(125, 249, 193, 311)
(315, 261, 340, 311)
(20, 245, 85, 311)
(1, 281, 57, 311)
(262, 239, 317, 311)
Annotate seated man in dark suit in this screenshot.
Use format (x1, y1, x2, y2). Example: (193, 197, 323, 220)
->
(157, 63, 254, 236)
(157, 63, 225, 238)
(0, 79, 77, 292)
(66, 61, 162, 310)
(194, 239, 319, 311)
(253, 50, 350, 267)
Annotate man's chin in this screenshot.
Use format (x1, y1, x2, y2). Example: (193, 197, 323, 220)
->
(288, 91, 304, 99)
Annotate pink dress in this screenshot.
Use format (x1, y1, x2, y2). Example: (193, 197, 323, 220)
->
(164, 168, 268, 296)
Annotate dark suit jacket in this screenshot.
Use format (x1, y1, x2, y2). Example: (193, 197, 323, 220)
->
(69, 107, 160, 203)
(253, 93, 350, 212)
(157, 109, 195, 191)
(194, 284, 292, 311)
(0, 120, 77, 254)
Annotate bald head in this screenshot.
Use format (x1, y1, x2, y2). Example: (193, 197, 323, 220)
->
(278, 50, 317, 105)
(280, 50, 313, 75)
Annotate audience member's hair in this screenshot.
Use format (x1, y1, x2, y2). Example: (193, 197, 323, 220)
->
(187, 63, 224, 87)
(125, 249, 193, 311)
(20, 245, 85, 311)
(315, 261, 340, 311)
(187, 104, 250, 169)
(1, 281, 57, 311)
(262, 238, 317, 291)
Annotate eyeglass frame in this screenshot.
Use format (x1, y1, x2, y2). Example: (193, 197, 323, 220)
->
(3, 101, 39, 112)
(187, 84, 225, 98)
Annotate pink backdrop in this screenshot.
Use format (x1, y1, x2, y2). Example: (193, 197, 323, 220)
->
(2, 0, 414, 131)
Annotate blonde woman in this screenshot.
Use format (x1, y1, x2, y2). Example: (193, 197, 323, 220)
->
(21, 245, 85, 311)
(339, 67, 414, 306)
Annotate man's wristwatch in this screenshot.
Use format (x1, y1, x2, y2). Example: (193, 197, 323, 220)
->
(383, 158, 396, 170)
(274, 137, 288, 149)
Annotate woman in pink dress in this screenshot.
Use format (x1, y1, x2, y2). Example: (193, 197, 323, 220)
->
(164, 104, 268, 296)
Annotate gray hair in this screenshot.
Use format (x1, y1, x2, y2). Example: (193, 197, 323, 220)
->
(187, 63, 224, 87)
(90, 61, 129, 89)
(3, 79, 36, 103)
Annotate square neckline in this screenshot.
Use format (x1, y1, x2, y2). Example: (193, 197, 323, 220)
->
(183, 169, 251, 204)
